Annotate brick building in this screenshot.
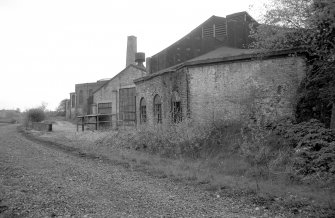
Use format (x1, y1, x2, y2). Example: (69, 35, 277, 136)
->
(91, 36, 147, 125)
(134, 46, 306, 127)
(74, 81, 107, 116)
(92, 63, 146, 124)
(65, 11, 307, 129)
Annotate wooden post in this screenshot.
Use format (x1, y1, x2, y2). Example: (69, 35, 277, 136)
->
(96, 115, 99, 130)
(82, 117, 84, 131)
(331, 103, 335, 129)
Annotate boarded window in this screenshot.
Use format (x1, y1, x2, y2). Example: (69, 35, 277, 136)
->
(140, 98, 146, 123)
(154, 94, 162, 124)
(98, 102, 112, 114)
(79, 90, 83, 105)
(171, 91, 182, 123)
(119, 88, 136, 122)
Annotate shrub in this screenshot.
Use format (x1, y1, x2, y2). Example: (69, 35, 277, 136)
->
(246, 118, 335, 184)
(23, 107, 46, 127)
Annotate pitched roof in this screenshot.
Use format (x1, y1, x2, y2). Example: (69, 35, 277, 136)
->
(93, 64, 146, 94)
(134, 46, 303, 83)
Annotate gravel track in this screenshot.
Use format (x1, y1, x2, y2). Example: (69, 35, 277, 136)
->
(0, 124, 274, 217)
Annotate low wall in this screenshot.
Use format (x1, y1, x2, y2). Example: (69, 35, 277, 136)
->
(31, 122, 52, 132)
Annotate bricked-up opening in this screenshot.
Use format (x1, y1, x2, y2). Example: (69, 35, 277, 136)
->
(171, 91, 182, 123)
(79, 90, 83, 105)
(140, 98, 147, 123)
(71, 94, 75, 108)
(153, 94, 162, 124)
(98, 102, 112, 114)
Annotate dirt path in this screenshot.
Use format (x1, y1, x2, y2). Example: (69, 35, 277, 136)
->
(0, 124, 264, 218)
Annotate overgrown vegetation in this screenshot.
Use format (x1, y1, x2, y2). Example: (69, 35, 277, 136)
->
(250, 0, 335, 127)
(23, 107, 46, 127)
(123, 119, 335, 187)
(70, 118, 333, 216)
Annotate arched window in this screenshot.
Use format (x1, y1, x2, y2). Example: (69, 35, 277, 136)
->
(153, 94, 162, 124)
(140, 98, 147, 123)
(79, 90, 83, 105)
(171, 91, 182, 123)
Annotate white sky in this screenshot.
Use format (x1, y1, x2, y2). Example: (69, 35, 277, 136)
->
(0, 0, 264, 111)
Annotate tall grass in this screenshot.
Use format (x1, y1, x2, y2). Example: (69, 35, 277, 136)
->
(46, 118, 335, 210)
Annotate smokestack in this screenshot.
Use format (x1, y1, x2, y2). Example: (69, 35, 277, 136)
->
(126, 36, 137, 67)
(146, 57, 151, 73)
(135, 52, 145, 68)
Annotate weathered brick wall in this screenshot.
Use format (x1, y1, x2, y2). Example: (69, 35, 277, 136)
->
(188, 56, 306, 125)
(135, 69, 188, 127)
(93, 66, 146, 116)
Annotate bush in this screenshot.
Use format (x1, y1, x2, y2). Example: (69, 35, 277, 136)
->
(241, 118, 335, 184)
(23, 107, 46, 127)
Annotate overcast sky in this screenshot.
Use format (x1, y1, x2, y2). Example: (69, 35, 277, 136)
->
(0, 0, 264, 111)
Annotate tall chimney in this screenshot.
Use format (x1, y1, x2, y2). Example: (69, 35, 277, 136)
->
(126, 36, 137, 67)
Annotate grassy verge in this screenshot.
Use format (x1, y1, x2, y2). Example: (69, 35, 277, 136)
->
(29, 119, 335, 217)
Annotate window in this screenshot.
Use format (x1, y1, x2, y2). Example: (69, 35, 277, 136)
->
(71, 94, 75, 108)
(79, 90, 83, 105)
(140, 98, 147, 123)
(119, 88, 136, 122)
(98, 102, 112, 114)
(171, 91, 182, 123)
(153, 94, 162, 124)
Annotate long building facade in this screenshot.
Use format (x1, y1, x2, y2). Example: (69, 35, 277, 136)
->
(65, 11, 307, 130)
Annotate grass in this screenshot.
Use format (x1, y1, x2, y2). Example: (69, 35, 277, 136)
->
(36, 119, 335, 216)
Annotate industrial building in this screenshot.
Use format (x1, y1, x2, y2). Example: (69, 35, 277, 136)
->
(65, 11, 307, 130)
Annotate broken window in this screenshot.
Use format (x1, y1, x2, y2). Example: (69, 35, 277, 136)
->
(79, 90, 83, 105)
(153, 94, 162, 124)
(171, 91, 182, 123)
(140, 98, 147, 123)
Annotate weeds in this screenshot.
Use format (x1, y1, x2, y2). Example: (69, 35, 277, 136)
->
(45, 118, 335, 212)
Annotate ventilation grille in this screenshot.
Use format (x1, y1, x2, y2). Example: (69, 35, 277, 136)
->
(202, 26, 214, 38)
(215, 23, 227, 37)
(202, 22, 227, 39)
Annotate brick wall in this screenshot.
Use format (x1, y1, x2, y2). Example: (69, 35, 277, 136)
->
(188, 56, 306, 125)
(135, 69, 188, 127)
(75, 82, 100, 116)
(93, 65, 146, 118)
